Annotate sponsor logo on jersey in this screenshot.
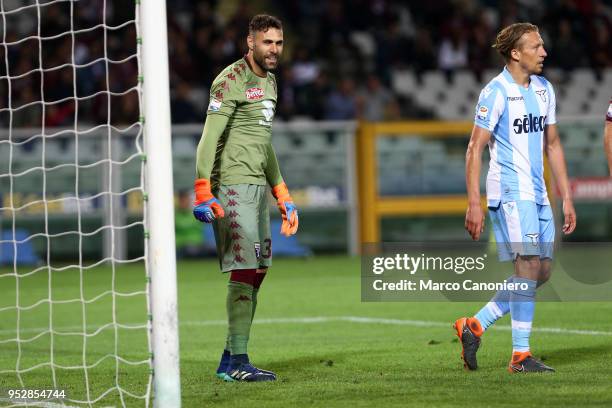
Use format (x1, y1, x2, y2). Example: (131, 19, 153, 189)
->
(507, 96, 524, 101)
(476, 105, 488, 120)
(535, 89, 547, 103)
(246, 87, 265, 100)
(208, 98, 222, 112)
(513, 114, 547, 134)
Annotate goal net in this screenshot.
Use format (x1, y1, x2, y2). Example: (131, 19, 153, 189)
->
(0, 1, 178, 406)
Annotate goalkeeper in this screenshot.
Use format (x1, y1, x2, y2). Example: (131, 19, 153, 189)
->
(193, 14, 297, 383)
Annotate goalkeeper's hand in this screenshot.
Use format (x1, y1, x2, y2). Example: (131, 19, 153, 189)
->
(272, 182, 299, 236)
(193, 179, 225, 223)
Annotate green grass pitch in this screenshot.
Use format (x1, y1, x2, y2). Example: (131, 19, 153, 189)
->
(1, 256, 612, 407)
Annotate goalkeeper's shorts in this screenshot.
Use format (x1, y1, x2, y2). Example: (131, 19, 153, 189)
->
(213, 184, 272, 272)
(488, 200, 555, 262)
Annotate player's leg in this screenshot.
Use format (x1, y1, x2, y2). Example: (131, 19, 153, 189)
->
(246, 184, 277, 377)
(213, 184, 258, 378)
(251, 268, 267, 321)
(537, 204, 555, 288)
(252, 186, 272, 324)
(214, 184, 275, 382)
(216, 266, 266, 378)
(507, 201, 554, 373)
(453, 203, 512, 370)
(472, 204, 517, 330)
(212, 206, 232, 379)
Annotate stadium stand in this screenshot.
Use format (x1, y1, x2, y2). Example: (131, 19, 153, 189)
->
(1, 0, 611, 252)
(2, 1, 611, 127)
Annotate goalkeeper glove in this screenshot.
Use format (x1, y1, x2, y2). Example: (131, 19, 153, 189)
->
(271, 182, 299, 237)
(193, 178, 225, 223)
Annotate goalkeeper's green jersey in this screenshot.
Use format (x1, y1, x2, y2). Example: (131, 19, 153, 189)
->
(196, 57, 282, 189)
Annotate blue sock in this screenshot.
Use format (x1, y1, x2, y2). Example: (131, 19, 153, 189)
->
(230, 353, 249, 369)
(216, 349, 231, 374)
(509, 277, 537, 352)
(474, 276, 513, 331)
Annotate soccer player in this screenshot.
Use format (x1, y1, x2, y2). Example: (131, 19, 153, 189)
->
(192, 14, 298, 382)
(605, 99, 612, 176)
(454, 23, 576, 373)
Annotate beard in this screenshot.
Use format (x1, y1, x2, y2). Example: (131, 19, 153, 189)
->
(252, 46, 279, 72)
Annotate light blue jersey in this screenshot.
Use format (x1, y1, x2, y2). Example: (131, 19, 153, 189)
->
(474, 67, 557, 207)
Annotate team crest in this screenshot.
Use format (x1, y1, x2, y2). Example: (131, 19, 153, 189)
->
(525, 233, 540, 246)
(535, 89, 547, 103)
(246, 87, 264, 100)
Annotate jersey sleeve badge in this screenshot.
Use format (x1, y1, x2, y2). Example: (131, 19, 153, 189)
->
(208, 98, 222, 112)
(476, 105, 489, 121)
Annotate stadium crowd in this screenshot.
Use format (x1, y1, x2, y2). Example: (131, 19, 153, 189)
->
(0, 0, 611, 128)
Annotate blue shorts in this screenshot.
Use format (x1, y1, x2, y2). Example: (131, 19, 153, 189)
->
(489, 200, 555, 262)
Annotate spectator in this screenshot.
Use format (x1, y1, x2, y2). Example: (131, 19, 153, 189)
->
(292, 47, 321, 115)
(550, 19, 585, 72)
(171, 81, 202, 124)
(3, 0, 612, 128)
(412, 27, 437, 78)
(325, 78, 357, 120)
(356, 74, 394, 122)
(306, 72, 332, 120)
(438, 25, 469, 78)
(374, 15, 412, 84)
(589, 23, 612, 70)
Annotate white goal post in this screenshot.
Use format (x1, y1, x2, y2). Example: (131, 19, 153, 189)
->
(139, 0, 181, 407)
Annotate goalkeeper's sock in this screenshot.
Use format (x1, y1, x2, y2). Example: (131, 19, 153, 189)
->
(474, 276, 514, 331)
(226, 270, 257, 356)
(251, 288, 259, 323)
(251, 271, 267, 322)
(510, 277, 537, 353)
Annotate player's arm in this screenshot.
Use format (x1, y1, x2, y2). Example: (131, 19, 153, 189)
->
(544, 124, 576, 234)
(192, 87, 236, 223)
(605, 115, 612, 177)
(192, 114, 229, 223)
(465, 125, 490, 241)
(264, 142, 283, 187)
(265, 143, 298, 236)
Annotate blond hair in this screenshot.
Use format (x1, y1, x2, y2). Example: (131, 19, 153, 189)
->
(493, 23, 539, 60)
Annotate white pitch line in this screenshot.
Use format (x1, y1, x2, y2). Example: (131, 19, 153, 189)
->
(181, 316, 612, 336)
(1, 316, 611, 337)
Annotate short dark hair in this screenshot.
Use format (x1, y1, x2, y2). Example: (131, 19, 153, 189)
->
(248, 14, 282, 35)
(493, 23, 539, 60)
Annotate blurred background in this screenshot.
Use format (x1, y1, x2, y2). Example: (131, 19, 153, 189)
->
(1, 0, 611, 262)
